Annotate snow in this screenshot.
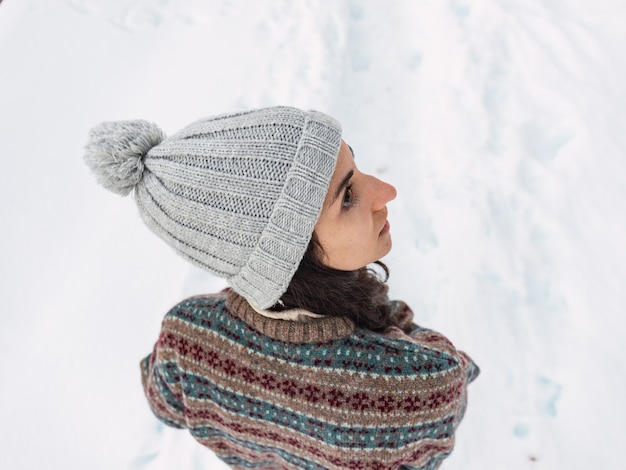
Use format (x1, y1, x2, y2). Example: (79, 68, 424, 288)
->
(1, 0, 625, 468)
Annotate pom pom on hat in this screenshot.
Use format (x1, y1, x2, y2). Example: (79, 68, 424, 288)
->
(84, 120, 165, 196)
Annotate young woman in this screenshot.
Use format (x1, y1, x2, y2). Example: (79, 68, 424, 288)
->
(85, 106, 479, 469)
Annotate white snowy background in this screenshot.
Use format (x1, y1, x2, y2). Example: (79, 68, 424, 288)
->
(1, 0, 625, 469)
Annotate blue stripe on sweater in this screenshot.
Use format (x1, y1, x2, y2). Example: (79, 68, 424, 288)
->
(160, 363, 455, 450)
(196, 425, 450, 470)
(167, 297, 459, 377)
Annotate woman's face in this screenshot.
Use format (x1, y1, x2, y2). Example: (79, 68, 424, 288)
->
(314, 141, 397, 270)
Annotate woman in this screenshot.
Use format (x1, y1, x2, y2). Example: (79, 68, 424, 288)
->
(85, 106, 479, 469)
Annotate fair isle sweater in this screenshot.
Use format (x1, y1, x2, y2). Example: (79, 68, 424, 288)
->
(141, 290, 479, 470)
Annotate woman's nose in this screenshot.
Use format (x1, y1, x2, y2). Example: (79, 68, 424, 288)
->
(371, 177, 397, 211)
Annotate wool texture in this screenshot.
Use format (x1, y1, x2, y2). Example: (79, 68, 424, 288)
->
(141, 290, 479, 470)
(84, 107, 341, 309)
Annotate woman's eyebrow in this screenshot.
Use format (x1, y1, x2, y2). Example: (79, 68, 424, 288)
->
(328, 169, 354, 207)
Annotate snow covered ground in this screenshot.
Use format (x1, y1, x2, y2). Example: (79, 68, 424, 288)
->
(1, 0, 625, 468)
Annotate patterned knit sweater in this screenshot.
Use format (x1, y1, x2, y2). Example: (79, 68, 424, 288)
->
(141, 290, 479, 469)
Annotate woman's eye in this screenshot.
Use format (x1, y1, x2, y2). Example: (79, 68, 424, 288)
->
(342, 185, 354, 208)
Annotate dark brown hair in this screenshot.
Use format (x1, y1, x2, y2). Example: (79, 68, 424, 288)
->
(273, 235, 393, 332)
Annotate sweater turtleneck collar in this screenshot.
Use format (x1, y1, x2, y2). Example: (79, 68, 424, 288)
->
(225, 290, 355, 344)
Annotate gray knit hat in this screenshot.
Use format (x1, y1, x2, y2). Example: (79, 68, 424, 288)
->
(84, 106, 342, 308)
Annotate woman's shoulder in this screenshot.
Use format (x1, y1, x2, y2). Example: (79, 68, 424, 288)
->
(171, 290, 230, 307)
(345, 298, 478, 381)
(382, 298, 480, 384)
(161, 289, 231, 325)
(345, 326, 461, 379)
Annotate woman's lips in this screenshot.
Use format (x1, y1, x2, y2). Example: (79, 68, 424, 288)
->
(379, 220, 390, 235)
